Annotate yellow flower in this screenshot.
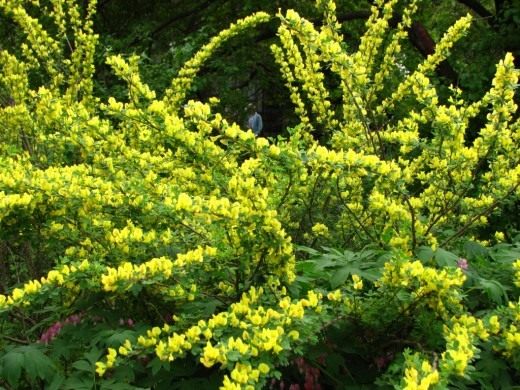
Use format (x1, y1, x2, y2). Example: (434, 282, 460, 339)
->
(352, 274, 363, 290)
(327, 289, 342, 301)
(495, 231, 505, 242)
(106, 348, 117, 368)
(288, 330, 299, 340)
(311, 223, 329, 236)
(175, 192, 192, 211)
(200, 342, 222, 368)
(95, 361, 107, 376)
(488, 315, 500, 334)
(258, 363, 270, 374)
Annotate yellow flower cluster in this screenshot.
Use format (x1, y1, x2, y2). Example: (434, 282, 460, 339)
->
(0, 261, 89, 311)
(378, 260, 465, 317)
(0, 192, 33, 220)
(384, 14, 472, 110)
(106, 55, 156, 104)
(95, 347, 118, 376)
(354, 0, 399, 78)
(403, 358, 440, 390)
(222, 361, 270, 389)
(101, 246, 216, 292)
(493, 300, 520, 360)
(370, 0, 419, 98)
(276, 10, 337, 133)
(311, 223, 329, 237)
(96, 287, 323, 388)
(403, 314, 488, 387)
(0, 0, 97, 104)
(514, 260, 520, 287)
(440, 315, 488, 376)
(272, 1, 519, 254)
(165, 12, 271, 112)
(1, 1, 520, 389)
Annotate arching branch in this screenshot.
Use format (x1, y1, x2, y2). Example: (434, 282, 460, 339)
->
(456, 0, 494, 20)
(408, 21, 459, 84)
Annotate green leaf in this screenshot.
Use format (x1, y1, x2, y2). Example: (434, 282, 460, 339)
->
(358, 268, 381, 281)
(489, 244, 520, 264)
(416, 246, 434, 263)
(330, 267, 354, 289)
(72, 360, 93, 373)
(170, 359, 197, 377)
(1, 351, 24, 387)
(83, 348, 103, 365)
(463, 241, 488, 260)
(105, 330, 136, 346)
(434, 248, 459, 267)
(295, 245, 320, 256)
(179, 299, 219, 317)
(129, 283, 144, 296)
(226, 350, 241, 362)
(148, 358, 169, 376)
(63, 376, 93, 390)
(112, 364, 135, 382)
(295, 260, 318, 274)
(396, 290, 411, 303)
(475, 278, 508, 304)
(47, 374, 65, 390)
(22, 346, 54, 382)
(100, 382, 140, 390)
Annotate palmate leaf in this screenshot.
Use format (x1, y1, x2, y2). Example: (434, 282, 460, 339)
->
(22, 346, 55, 382)
(330, 266, 358, 289)
(463, 240, 488, 261)
(0, 350, 24, 388)
(475, 277, 508, 305)
(0, 345, 55, 387)
(296, 244, 390, 289)
(433, 248, 459, 268)
(416, 246, 434, 263)
(489, 243, 520, 264)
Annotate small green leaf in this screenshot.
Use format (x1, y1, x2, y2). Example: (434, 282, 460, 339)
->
(63, 376, 93, 390)
(72, 360, 93, 373)
(295, 260, 318, 273)
(226, 350, 241, 362)
(112, 364, 135, 382)
(396, 290, 411, 303)
(358, 268, 381, 281)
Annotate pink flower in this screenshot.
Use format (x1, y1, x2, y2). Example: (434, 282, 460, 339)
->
(39, 313, 82, 344)
(457, 258, 468, 271)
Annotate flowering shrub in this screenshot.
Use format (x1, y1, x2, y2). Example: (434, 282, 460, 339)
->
(0, 0, 519, 388)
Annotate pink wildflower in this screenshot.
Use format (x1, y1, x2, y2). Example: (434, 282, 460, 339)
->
(457, 258, 468, 271)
